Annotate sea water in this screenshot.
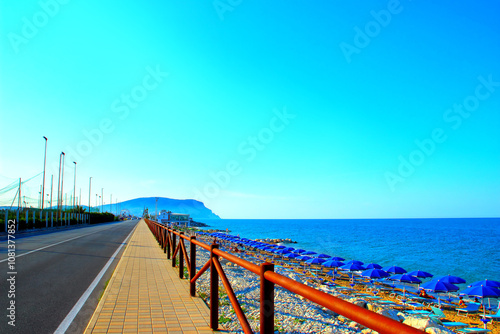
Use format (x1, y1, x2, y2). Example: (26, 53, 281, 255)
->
(198, 218, 500, 285)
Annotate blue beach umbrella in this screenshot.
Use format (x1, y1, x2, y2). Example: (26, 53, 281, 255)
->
(322, 260, 345, 268)
(434, 275, 466, 285)
(284, 247, 295, 252)
(460, 285, 500, 316)
(275, 249, 292, 255)
(421, 279, 459, 292)
(305, 258, 327, 265)
(340, 263, 366, 271)
(296, 255, 312, 261)
(421, 279, 460, 307)
(391, 274, 422, 284)
(361, 269, 390, 279)
(293, 249, 306, 254)
(285, 253, 300, 259)
(345, 260, 364, 266)
(383, 266, 407, 274)
(316, 253, 332, 259)
(302, 251, 317, 256)
(331, 256, 345, 261)
(366, 263, 383, 269)
(276, 245, 287, 249)
(469, 280, 500, 289)
(408, 270, 433, 279)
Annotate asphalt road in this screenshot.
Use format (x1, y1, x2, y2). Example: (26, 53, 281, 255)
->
(0, 219, 139, 334)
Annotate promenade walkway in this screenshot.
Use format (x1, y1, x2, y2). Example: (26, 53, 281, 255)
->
(85, 220, 214, 334)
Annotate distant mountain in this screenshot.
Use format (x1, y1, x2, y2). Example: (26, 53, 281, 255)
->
(117, 197, 220, 219)
(0, 197, 220, 220)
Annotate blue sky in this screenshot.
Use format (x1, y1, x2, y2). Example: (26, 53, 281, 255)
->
(1, 0, 499, 219)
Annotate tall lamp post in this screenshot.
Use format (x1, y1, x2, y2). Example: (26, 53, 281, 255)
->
(57, 152, 65, 212)
(88, 177, 92, 213)
(60, 152, 65, 211)
(41, 136, 47, 210)
(73, 161, 77, 212)
(101, 188, 103, 213)
(95, 194, 98, 212)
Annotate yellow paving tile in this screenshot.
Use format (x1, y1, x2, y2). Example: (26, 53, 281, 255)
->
(84, 220, 215, 333)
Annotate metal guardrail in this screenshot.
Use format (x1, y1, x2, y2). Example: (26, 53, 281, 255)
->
(145, 218, 425, 334)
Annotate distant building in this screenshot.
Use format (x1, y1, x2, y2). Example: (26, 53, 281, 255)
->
(157, 210, 190, 227)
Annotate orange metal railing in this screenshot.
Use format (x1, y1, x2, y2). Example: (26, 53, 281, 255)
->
(144, 218, 424, 334)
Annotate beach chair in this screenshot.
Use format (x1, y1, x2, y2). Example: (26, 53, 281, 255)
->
(457, 303, 481, 316)
(483, 308, 500, 322)
(455, 327, 491, 333)
(428, 306, 447, 320)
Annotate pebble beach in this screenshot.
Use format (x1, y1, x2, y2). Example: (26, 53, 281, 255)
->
(190, 232, 500, 334)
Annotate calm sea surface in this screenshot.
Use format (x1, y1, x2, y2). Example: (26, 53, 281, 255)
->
(198, 218, 500, 285)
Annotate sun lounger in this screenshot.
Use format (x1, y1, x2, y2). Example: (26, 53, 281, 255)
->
(455, 327, 491, 333)
(457, 303, 481, 316)
(483, 308, 500, 322)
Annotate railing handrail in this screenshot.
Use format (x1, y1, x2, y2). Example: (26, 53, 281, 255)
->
(145, 218, 424, 334)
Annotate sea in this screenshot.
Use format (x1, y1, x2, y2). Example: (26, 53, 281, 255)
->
(197, 218, 500, 285)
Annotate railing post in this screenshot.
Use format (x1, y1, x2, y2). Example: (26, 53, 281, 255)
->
(179, 232, 184, 279)
(189, 236, 196, 297)
(163, 229, 167, 253)
(260, 262, 275, 334)
(167, 229, 171, 259)
(172, 230, 176, 267)
(210, 243, 219, 331)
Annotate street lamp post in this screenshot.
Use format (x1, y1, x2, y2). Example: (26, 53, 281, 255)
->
(89, 177, 92, 213)
(101, 188, 103, 213)
(41, 136, 47, 210)
(95, 194, 98, 212)
(73, 161, 77, 212)
(50, 175, 53, 209)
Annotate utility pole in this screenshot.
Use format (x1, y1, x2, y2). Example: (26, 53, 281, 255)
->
(50, 175, 53, 209)
(89, 177, 92, 213)
(101, 188, 103, 213)
(73, 161, 77, 212)
(18, 178, 21, 210)
(41, 136, 47, 210)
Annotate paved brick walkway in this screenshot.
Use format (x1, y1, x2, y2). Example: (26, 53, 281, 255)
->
(85, 220, 214, 334)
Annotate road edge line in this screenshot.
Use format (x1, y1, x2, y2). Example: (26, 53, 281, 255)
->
(54, 221, 140, 334)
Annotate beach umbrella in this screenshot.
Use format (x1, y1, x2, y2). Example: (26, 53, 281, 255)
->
(293, 249, 306, 254)
(340, 263, 366, 271)
(305, 258, 327, 265)
(331, 256, 345, 261)
(390, 274, 422, 302)
(275, 249, 292, 255)
(460, 285, 500, 317)
(434, 275, 466, 285)
(285, 253, 300, 259)
(469, 280, 500, 289)
(421, 279, 459, 292)
(366, 263, 383, 269)
(316, 253, 332, 259)
(302, 251, 317, 256)
(408, 270, 433, 278)
(284, 247, 295, 252)
(420, 279, 459, 306)
(345, 260, 364, 266)
(361, 269, 390, 279)
(383, 266, 407, 274)
(322, 260, 345, 268)
(276, 245, 287, 249)
(296, 255, 312, 261)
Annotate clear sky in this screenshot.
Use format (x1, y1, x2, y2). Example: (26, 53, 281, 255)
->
(1, 0, 499, 219)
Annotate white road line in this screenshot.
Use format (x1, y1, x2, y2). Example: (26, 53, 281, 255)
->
(54, 223, 138, 334)
(0, 226, 114, 263)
